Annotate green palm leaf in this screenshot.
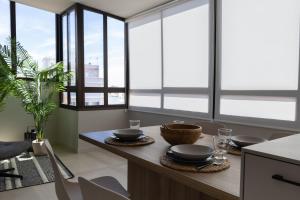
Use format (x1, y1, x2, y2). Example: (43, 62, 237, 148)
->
(0, 38, 72, 139)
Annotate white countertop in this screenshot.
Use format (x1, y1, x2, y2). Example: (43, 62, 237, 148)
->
(243, 133, 300, 165)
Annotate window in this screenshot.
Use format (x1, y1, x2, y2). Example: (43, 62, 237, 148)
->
(163, 0, 209, 88)
(215, 0, 300, 128)
(129, 13, 162, 90)
(0, 0, 10, 45)
(60, 5, 127, 110)
(61, 9, 77, 107)
(129, 0, 213, 118)
(16, 3, 56, 70)
(107, 17, 125, 88)
(69, 11, 76, 86)
(85, 93, 104, 106)
(84, 10, 104, 87)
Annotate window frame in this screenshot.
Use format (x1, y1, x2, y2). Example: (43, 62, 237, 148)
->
(128, 0, 216, 120)
(214, 0, 300, 130)
(59, 4, 128, 111)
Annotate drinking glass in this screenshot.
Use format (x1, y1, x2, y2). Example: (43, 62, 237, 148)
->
(212, 136, 227, 164)
(217, 128, 232, 149)
(129, 120, 140, 129)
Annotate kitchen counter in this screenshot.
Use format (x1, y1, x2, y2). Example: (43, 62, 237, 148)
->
(243, 133, 300, 165)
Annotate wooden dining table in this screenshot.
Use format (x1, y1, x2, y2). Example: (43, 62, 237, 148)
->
(79, 126, 240, 200)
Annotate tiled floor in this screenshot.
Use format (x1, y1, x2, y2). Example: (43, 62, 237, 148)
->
(0, 140, 127, 200)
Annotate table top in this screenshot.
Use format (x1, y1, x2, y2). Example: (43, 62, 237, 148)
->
(79, 126, 241, 200)
(244, 133, 300, 165)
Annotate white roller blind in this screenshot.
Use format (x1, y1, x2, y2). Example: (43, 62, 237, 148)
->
(220, 96, 296, 121)
(130, 93, 161, 108)
(163, 0, 209, 88)
(164, 94, 209, 113)
(129, 0, 212, 117)
(129, 13, 162, 89)
(221, 0, 300, 90)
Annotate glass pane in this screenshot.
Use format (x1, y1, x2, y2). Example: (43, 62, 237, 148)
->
(0, 0, 10, 45)
(163, 0, 209, 87)
(62, 92, 68, 105)
(84, 10, 104, 87)
(129, 14, 162, 89)
(108, 17, 125, 87)
(16, 3, 56, 70)
(70, 92, 76, 106)
(69, 11, 76, 86)
(63, 15, 68, 73)
(85, 93, 104, 106)
(221, 0, 300, 90)
(220, 96, 296, 121)
(108, 93, 125, 105)
(130, 93, 161, 108)
(164, 94, 209, 113)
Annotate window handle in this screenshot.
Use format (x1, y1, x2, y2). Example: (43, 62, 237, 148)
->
(272, 174, 300, 187)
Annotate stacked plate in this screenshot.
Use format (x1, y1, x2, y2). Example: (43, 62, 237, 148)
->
(230, 135, 267, 148)
(167, 144, 214, 165)
(112, 129, 144, 142)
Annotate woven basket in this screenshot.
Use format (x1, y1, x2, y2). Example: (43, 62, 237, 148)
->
(160, 124, 202, 145)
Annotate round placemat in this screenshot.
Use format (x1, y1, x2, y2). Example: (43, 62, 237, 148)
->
(217, 144, 241, 156)
(105, 136, 155, 146)
(160, 155, 230, 173)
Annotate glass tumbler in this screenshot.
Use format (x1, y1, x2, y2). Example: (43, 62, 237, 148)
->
(129, 120, 140, 129)
(212, 136, 227, 164)
(217, 128, 232, 149)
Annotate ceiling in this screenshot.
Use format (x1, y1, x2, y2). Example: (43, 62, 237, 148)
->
(12, 0, 172, 18)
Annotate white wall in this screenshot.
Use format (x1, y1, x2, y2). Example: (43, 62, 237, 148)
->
(77, 109, 129, 152)
(56, 108, 78, 151)
(78, 109, 128, 133)
(0, 97, 129, 153)
(55, 109, 129, 152)
(0, 96, 58, 143)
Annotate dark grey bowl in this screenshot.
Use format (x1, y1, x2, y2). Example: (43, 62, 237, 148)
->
(170, 144, 213, 160)
(113, 129, 143, 141)
(231, 135, 267, 147)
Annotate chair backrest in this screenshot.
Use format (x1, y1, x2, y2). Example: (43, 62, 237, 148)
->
(45, 141, 71, 200)
(78, 177, 130, 200)
(195, 121, 226, 135)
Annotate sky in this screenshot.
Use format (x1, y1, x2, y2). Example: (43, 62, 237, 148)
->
(16, 3, 56, 69)
(84, 10, 125, 87)
(0, 0, 11, 45)
(0, 0, 125, 88)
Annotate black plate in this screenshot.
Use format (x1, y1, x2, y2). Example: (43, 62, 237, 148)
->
(166, 150, 213, 165)
(111, 135, 146, 142)
(113, 129, 144, 141)
(228, 141, 241, 150)
(231, 135, 267, 147)
(170, 144, 213, 160)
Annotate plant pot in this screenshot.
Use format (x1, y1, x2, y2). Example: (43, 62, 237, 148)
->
(32, 139, 47, 156)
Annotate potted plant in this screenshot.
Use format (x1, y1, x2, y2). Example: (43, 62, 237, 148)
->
(0, 39, 71, 155)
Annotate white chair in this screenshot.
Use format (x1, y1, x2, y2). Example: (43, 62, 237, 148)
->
(45, 141, 130, 200)
(78, 177, 130, 200)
